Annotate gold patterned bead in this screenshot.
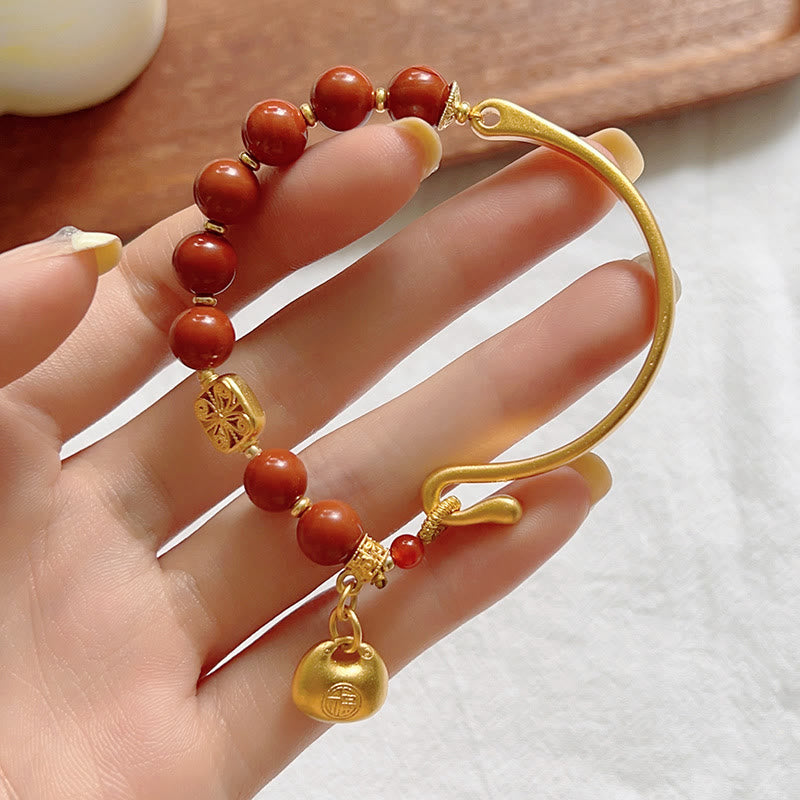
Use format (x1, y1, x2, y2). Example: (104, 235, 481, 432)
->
(192, 295, 217, 306)
(418, 495, 462, 543)
(291, 496, 312, 517)
(299, 102, 317, 127)
(204, 220, 227, 235)
(374, 87, 387, 112)
(343, 534, 392, 589)
(239, 151, 260, 170)
(193, 373, 266, 453)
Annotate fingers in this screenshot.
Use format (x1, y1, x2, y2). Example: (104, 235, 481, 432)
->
(0, 227, 121, 389)
(72, 130, 636, 550)
(0, 228, 118, 521)
(199, 468, 593, 797)
(159, 257, 656, 670)
(11, 119, 441, 441)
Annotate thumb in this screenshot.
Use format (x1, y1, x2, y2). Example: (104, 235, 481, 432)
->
(0, 226, 122, 388)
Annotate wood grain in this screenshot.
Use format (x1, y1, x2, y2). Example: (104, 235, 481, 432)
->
(2, 0, 799, 250)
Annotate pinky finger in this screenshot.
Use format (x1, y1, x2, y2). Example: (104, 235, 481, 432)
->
(201, 463, 606, 797)
(0, 226, 121, 389)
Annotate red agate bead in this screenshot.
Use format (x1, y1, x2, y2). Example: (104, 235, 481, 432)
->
(386, 66, 450, 127)
(242, 99, 308, 166)
(390, 534, 425, 569)
(296, 499, 364, 566)
(193, 159, 259, 223)
(244, 449, 308, 512)
(168, 307, 235, 370)
(311, 65, 374, 131)
(172, 232, 237, 295)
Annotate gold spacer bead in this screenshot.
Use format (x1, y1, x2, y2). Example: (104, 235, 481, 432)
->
(455, 101, 473, 125)
(192, 295, 217, 306)
(291, 496, 312, 517)
(239, 151, 260, 171)
(299, 102, 317, 128)
(244, 444, 263, 459)
(375, 87, 387, 112)
(196, 369, 219, 390)
(204, 220, 227, 235)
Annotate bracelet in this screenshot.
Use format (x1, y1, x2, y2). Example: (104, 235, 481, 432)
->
(167, 65, 675, 724)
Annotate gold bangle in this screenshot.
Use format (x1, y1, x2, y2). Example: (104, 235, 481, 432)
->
(421, 98, 675, 528)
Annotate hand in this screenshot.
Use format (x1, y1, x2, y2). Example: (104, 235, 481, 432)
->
(0, 117, 656, 799)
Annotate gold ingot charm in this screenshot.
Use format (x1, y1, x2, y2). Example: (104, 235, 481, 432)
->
(193, 373, 265, 453)
(292, 638, 388, 723)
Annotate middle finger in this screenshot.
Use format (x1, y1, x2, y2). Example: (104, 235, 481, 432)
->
(164, 256, 657, 671)
(67, 133, 635, 546)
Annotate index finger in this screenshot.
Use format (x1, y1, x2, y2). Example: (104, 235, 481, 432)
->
(7, 118, 442, 442)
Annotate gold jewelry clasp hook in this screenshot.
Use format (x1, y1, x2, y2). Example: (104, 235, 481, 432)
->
(421, 98, 676, 529)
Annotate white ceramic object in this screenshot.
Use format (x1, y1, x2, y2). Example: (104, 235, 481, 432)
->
(0, 0, 167, 116)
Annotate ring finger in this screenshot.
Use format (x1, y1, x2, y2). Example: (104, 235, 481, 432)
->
(67, 131, 639, 548)
(159, 256, 659, 670)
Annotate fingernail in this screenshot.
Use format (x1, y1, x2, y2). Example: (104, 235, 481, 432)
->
(632, 251, 682, 302)
(567, 453, 612, 507)
(389, 116, 443, 180)
(586, 127, 644, 182)
(47, 225, 122, 275)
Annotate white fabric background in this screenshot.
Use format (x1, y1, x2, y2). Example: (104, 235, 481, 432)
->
(69, 75, 800, 798)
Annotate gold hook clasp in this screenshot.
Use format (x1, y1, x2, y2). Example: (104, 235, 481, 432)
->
(421, 97, 676, 530)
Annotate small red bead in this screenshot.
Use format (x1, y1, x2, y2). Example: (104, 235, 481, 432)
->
(311, 65, 374, 131)
(244, 449, 308, 512)
(193, 159, 259, 223)
(296, 500, 364, 566)
(242, 99, 308, 166)
(386, 66, 450, 127)
(168, 307, 235, 370)
(390, 534, 425, 569)
(172, 232, 237, 296)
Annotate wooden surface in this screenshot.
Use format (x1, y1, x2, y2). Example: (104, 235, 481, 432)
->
(2, 0, 800, 250)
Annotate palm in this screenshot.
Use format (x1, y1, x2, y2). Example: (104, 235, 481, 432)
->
(0, 120, 654, 799)
(3, 474, 208, 794)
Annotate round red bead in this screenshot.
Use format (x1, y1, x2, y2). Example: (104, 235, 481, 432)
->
(242, 99, 308, 166)
(386, 66, 450, 127)
(168, 306, 235, 370)
(390, 534, 425, 569)
(311, 65, 374, 131)
(296, 500, 364, 566)
(193, 159, 259, 223)
(172, 232, 237, 296)
(244, 449, 308, 512)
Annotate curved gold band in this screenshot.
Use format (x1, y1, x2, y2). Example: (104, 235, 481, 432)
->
(421, 98, 676, 527)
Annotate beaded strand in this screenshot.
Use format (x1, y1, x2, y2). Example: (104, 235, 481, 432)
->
(169, 65, 460, 583)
